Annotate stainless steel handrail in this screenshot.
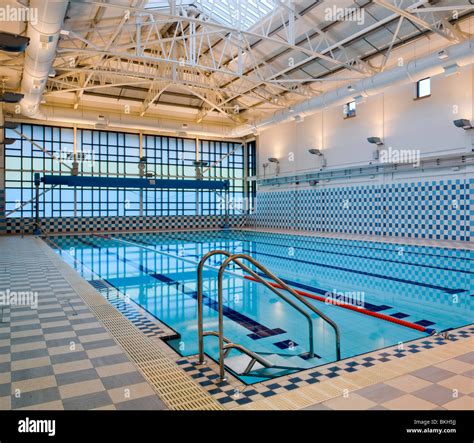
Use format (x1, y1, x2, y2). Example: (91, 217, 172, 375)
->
(197, 250, 341, 380)
(197, 250, 315, 365)
(201, 331, 273, 373)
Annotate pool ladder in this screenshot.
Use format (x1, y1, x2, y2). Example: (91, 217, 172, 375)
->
(197, 251, 341, 381)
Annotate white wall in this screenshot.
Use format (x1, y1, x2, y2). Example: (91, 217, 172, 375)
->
(257, 64, 473, 185)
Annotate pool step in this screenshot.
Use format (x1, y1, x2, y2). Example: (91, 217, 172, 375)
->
(225, 352, 315, 377)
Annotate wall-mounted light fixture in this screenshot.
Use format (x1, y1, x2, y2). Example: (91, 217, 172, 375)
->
(367, 137, 384, 146)
(438, 49, 449, 60)
(368, 137, 384, 160)
(0, 138, 15, 146)
(453, 119, 473, 130)
(0, 92, 24, 103)
(354, 94, 366, 104)
(267, 157, 280, 176)
(443, 63, 459, 77)
(0, 122, 19, 129)
(308, 148, 327, 168)
(193, 160, 209, 179)
(0, 32, 30, 53)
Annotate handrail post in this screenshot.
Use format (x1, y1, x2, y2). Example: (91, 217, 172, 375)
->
(197, 256, 205, 365)
(217, 264, 227, 381)
(197, 250, 232, 365)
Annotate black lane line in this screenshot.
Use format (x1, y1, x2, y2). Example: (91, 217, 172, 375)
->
(241, 249, 467, 295)
(118, 231, 473, 273)
(78, 237, 285, 340)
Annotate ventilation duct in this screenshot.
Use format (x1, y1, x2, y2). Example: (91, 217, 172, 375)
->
(20, 0, 69, 118)
(229, 39, 474, 137)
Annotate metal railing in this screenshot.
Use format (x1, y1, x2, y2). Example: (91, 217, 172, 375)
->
(197, 250, 341, 380)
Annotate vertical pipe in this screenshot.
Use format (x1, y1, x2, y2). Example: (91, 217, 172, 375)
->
(195, 137, 200, 216)
(34, 173, 41, 235)
(73, 125, 77, 216)
(223, 187, 230, 229)
(243, 142, 248, 213)
(0, 104, 5, 231)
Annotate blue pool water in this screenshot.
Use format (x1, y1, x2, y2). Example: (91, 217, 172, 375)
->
(50, 229, 473, 384)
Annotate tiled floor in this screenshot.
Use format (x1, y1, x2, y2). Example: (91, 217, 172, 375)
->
(176, 327, 473, 410)
(305, 352, 474, 410)
(0, 236, 191, 410)
(0, 234, 472, 411)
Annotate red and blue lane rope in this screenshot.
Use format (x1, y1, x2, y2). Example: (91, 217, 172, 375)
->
(244, 276, 434, 334)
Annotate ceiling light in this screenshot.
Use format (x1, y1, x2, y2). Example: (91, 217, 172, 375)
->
(367, 137, 384, 146)
(0, 92, 24, 103)
(0, 32, 30, 53)
(0, 138, 15, 145)
(453, 119, 473, 130)
(347, 85, 356, 92)
(0, 122, 19, 129)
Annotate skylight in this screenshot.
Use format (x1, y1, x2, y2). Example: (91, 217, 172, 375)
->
(146, 0, 275, 30)
(196, 0, 274, 30)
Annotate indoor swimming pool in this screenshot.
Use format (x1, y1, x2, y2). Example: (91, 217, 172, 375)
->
(49, 230, 473, 384)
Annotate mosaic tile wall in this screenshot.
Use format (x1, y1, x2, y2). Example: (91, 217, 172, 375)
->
(251, 179, 471, 242)
(4, 214, 246, 235)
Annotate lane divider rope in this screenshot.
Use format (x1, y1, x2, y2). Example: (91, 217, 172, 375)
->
(244, 276, 432, 334)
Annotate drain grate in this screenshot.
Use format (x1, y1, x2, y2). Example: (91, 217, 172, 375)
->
(83, 288, 222, 410)
(78, 290, 111, 307)
(91, 304, 124, 320)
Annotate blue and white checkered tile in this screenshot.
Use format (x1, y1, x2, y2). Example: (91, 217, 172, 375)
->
(86, 279, 176, 339)
(254, 179, 470, 242)
(174, 325, 474, 407)
(4, 214, 246, 235)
